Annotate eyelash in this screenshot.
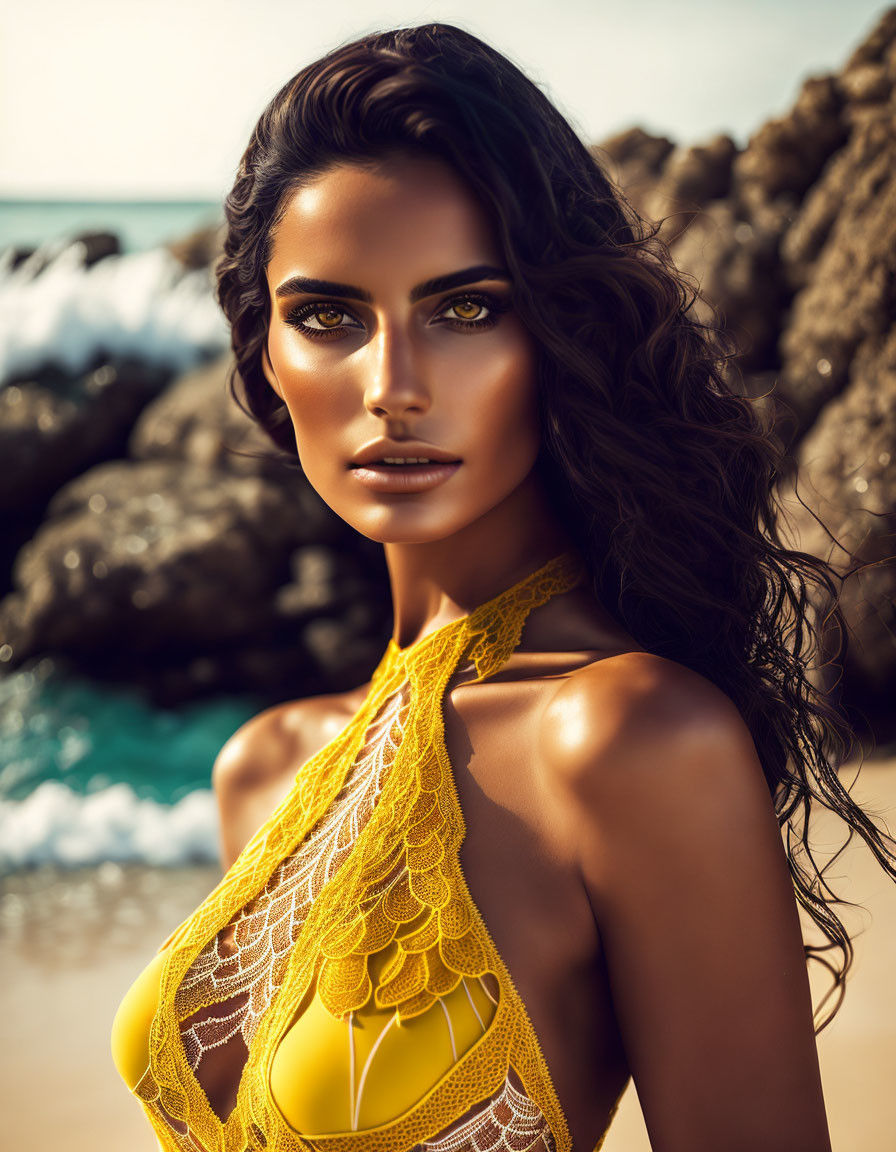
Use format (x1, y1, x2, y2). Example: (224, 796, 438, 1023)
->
(284, 291, 510, 341)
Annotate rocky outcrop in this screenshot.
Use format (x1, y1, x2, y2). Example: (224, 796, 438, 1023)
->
(128, 355, 304, 484)
(588, 9, 896, 737)
(779, 327, 896, 716)
(0, 362, 170, 515)
(733, 74, 847, 217)
(0, 360, 171, 596)
(0, 10, 893, 730)
(645, 135, 737, 229)
(0, 357, 391, 703)
(665, 199, 786, 372)
(167, 221, 226, 272)
(5, 230, 120, 275)
(593, 127, 675, 218)
(779, 102, 896, 435)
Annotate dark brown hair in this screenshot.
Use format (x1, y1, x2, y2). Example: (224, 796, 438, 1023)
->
(215, 22, 895, 1031)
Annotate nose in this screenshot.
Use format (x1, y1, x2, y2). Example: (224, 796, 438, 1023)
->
(362, 320, 430, 419)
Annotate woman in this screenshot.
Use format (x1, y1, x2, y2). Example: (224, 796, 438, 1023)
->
(111, 23, 895, 1152)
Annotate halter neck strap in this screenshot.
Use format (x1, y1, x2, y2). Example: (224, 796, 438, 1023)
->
(385, 549, 586, 684)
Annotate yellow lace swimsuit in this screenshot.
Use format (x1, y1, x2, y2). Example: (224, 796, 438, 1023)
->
(112, 551, 620, 1151)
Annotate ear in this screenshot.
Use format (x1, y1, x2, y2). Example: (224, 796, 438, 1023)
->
(261, 342, 283, 400)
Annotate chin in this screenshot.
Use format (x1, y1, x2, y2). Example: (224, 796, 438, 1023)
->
(313, 465, 539, 545)
(334, 495, 500, 545)
(348, 509, 471, 546)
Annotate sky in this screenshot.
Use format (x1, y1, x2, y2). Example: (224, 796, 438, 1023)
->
(0, 0, 889, 200)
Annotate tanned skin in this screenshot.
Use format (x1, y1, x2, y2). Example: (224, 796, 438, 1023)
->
(211, 153, 832, 1151)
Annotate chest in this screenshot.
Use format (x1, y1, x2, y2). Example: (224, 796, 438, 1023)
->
(443, 673, 629, 1150)
(444, 674, 599, 989)
(113, 552, 633, 1151)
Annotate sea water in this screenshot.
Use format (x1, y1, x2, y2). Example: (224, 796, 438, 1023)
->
(0, 204, 267, 873)
(0, 199, 223, 255)
(0, 658, 263, 872)
(0, 233, 230, 382)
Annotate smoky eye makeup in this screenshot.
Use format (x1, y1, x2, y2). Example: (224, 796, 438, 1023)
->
(283, 302, 364, 340)
(283, 290, 512, 341)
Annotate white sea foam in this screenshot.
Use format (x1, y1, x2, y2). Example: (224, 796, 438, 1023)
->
(0, 237, 228, 382)
(0, 780, 219, 871)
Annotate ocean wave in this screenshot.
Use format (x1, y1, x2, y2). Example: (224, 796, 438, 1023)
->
(0, 657, 258, 805)
(0, 236, 228, 382)
(0, 780, 219, 871)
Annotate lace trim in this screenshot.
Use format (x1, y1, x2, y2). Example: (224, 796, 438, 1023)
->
(142, 551, 585, 1152)
(417, 1073, 557, 1151)
(176, 685, 409, 1081)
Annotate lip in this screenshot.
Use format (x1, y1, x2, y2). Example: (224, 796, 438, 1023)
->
(349, 460, 462, 494)
(349, 439, 461, 468)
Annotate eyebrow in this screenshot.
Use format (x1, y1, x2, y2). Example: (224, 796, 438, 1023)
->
(274, 263, 510, 304)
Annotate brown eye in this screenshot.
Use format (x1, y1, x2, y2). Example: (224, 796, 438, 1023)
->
(450, 298, 486, 321)
(311, 309, 345, 329)
(438, 292, 509, 332)
(285, 302, 364, 340)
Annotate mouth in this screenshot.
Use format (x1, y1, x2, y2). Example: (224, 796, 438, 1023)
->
(348, 457, 463, 493)
(349, 456, 461, 468)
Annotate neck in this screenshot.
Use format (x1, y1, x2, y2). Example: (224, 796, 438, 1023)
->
(383, 472, 576, 651)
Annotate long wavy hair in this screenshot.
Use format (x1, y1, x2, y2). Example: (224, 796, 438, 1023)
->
(215, 22, 895, 1031)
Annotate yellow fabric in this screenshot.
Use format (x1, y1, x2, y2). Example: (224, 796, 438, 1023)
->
(112, 551, 618, 1152)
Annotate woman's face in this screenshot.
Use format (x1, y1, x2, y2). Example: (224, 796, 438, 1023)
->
(262, 152, 541, 544)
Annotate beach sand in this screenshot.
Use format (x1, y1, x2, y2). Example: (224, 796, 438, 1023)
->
(2, 756, 894, 1151)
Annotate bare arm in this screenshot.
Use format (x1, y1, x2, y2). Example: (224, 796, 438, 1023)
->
(211, 704, 301, 870)
(542, 653, 832, 1152)
(212, 683, 372, 870)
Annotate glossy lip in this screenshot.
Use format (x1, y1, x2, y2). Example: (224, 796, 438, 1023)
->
(349, 439, 462, 468)
(349, 461, 462, 494)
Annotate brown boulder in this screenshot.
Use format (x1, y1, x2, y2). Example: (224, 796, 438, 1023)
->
(592, 127, 675, 218)
(778, 107, 896, 436)
(733, 74, 847, 218)
(778, 326, 896, 727)
(646, 135, 737, 236)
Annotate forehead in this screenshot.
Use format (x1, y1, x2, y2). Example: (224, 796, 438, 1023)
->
(266, 154, 502, 289)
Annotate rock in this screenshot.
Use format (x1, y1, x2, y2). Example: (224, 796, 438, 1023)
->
(592, 127, 675, 217)
(0, 457, 391, 702)
(0, 360, 171, 595)
(732, 74, 847, 218)
(587, 8, 896, 725)
(1, 459, 297, 653)
(1, 231, 120, 281)
(0, 361, 170, 516)
(645, 135, 737, 234)
(777, 107, 896, 436)
(839, 61, 890, 105)
(167, 221, 226, 271)
(665, 200, 787, 371)
(778, 326, 896, 733)
(129, 354, 347, 540)
(5, 246, 37, 271)
(275, 547, 359, 620)
(130, 356, 282, 474)
(840, 7, 896, 74)
(72, 231, 120, 267)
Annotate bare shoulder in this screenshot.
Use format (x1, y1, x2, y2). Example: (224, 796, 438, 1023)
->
(212, 680, 371, 869)
(539, 650, 769, 832)
(212, 684, 368, 793)
(540, 656, 829, 1147)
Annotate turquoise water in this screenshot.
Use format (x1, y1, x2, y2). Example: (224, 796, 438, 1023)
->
(0, 199, 223, 253)
(0, 657, 262, 805)
(0, 201, 253, 869)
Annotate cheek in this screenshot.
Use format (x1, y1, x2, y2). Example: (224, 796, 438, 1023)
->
(267, 334, 353, 456)
(465, 335, 540, 462)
